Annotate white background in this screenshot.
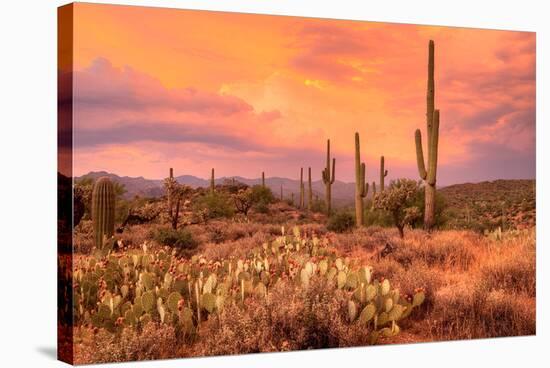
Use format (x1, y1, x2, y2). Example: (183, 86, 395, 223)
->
(0, 0, 547, 366)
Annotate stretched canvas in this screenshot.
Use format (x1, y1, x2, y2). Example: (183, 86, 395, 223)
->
(58, 2, 536, 365)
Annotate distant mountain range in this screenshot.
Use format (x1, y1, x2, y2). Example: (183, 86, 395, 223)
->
(76, 172, 536, 212)
(77, 171, 360, 206)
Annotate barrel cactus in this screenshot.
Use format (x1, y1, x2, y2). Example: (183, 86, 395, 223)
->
(91, 177, 116, 249)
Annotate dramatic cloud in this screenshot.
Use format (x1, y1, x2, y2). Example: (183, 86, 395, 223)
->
(71, 4, 535, 184)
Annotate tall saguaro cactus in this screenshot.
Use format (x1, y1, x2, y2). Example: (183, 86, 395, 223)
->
(168, 168, 174, 218)
(92, 177, 116, 249)
(280, 184, 283, 201)
(380, 156, 388, 192)
(354, 133, 369, 226)
(299, 168, 304, 208)
(322, 139, 336, 215)
(307, 167, 312, 212)
(262, 172, 265, 188)
(415, 40, 440, 230)
(210, 168, 215, 192)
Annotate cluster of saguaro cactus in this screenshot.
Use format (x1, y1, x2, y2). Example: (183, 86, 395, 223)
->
(73, 225, 424, 343)
(322, 139, 336, 215)
(415, 40, 440, 230)
(354, 133, 369, 226)
(91, 177, 116, 249)
(380, 156, 388, 192)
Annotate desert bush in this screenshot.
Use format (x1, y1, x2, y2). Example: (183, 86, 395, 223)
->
(194, 278, 371, 357)
(310, 197, 326, 213)
(480, 235, 535, 297)
(327, 212, 355, 233)
(363, 206, 393, 227)
(249, 185, 275, 213)
(431, 282, 535, 339)
(75, 323, 177, 364)
(193, 191, 234, 220)
(393, 230, 477, 270)
(152, 227, 198, 257)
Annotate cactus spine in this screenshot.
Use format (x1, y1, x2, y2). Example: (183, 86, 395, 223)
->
(299, 168, 304, 208)
(380, 156, 388, 192)
(322, 139, 336, 215)
(210, 168, 215, 192)
(92, 177, 116, 249)
(355, 133, 369, 226)
(307, 167, 312, 212)
(415, 40, 440, 230)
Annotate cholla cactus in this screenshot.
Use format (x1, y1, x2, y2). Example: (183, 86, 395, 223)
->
(322, 139, 336, 215)
(373, 179, 421, 238)
(91, 177, 115, 249)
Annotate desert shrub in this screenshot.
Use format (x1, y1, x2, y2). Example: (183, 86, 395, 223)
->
(363, 206, 393, 227)
(152, 227, 197, 257)
(75, 323, 177, 364)
(327, 212, 355, 233)
(393, 230, 477, 270)
(193, 191, 234, 220)
(431, 282, 535, 339)
(249, 185, 275, 213)
(480, 240, 536, 297)
(193, 278, 370, 357)
(310, 198, 326, 213)
(73, 220, 94, 253)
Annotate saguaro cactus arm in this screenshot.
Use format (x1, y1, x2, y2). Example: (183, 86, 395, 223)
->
(415, 130, 428, 180)
(360, 163, 368, 197)
(427, 109, 440, 185)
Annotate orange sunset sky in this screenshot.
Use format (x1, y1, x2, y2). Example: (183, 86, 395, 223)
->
(69, 3, 535, 185)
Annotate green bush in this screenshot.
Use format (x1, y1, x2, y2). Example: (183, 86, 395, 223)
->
(327, 212, 355, 233)
(249, 185, 274, 213)
(363, 202, 393, 227)
(152, 227, 197, 257)
(194, 191, 234, 219)
(310, 198, 326, 213)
